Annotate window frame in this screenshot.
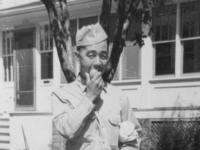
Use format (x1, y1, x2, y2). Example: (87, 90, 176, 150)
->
(110, 11, 142, 83)
(38, 22, 55, 85)
(152, 4, 177, 78)
(179, 1, 200, 77)
(152, 1, 200, 79)
(152, 40, 176, 78)
(1, 28, 15, 87)
(111, 42, 142, 84)
(180, 37, 200, 77)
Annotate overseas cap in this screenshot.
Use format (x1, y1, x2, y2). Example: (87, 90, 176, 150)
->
(76, 22, 108, 47)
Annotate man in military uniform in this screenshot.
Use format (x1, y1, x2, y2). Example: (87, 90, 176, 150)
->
(51, 23, 141, 150)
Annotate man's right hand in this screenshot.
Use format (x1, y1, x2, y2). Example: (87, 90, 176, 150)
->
(85, 72, 104, 102)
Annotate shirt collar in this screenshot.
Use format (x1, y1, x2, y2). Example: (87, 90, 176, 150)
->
(76, 76, 86, 93)
(75, 74, 107, 93)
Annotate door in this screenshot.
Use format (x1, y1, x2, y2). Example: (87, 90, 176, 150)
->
(14, 27, 36, 111)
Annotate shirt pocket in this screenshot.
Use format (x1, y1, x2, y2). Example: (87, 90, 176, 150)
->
(109, 114, 120, 126)
(108, 114, 120, 147)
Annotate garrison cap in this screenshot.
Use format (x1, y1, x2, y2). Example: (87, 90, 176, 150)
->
(76, 23, 108, 47)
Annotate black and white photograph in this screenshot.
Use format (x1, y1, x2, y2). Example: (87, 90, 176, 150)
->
(0, 0, 200, 150)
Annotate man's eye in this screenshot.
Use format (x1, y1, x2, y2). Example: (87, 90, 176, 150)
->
(88, 53, 95, 58)
(100, 54, 108, 59)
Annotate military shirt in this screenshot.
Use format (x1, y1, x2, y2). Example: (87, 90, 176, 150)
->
(51, 77, 141, 150)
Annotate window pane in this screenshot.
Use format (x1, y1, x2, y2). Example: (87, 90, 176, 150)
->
(45, 25, 49, 50)
(153, 8, 161, 41)
(3, 32, 6, 55)
(183, 39, 200, 73)
(40, 25, 52, 51)
(40, 25, 54, 80)
(161, 7, 169, 40)
(40, 25, 45, 51)
(3, 49, 13, 82)
(181, 1, 200, 38)
(7, 31, 11, 54)
(152, 5, 176, 41)
(41, 52, 53, 79)
(50, 28, 53, 50)
(15, 50, 34, 91)
(11, 32, 14, 54)
(3, 57, 7, 82)
(79, 16, 98, 29)
(155, 42, 175, 75)
(113, 65, 119, 80)
(70, 19, 77, 47)
(16, 92, 34, 106)
(7, 56, 13, 81)
(14, 28, 35, 50)
(169, 6, 176, 40)
(122, 45, 140, 79)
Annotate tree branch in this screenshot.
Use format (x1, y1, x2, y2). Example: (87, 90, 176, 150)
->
(103, 0, 135, 82)
(41, 0, 76, 83)
(100, 0, 112, 38)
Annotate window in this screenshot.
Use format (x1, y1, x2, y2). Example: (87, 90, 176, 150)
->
(122, 45, 140, 79)
(181, 2, 200, 38)
(152, 5, 176, 41)
(155, 42, 175, 75)
(152, 1, 200, 77)
(181, 1, 200, 74)
(109, 12, 141, 81)
(2, 30, 14, 82)
(152, 5, 176, 76)
(40, 24, 53, 80)
(182, 39, 200, 73)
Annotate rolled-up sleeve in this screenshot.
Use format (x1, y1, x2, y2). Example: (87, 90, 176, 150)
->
(120, 92, 142, 150)
(51, 92, 96, 140)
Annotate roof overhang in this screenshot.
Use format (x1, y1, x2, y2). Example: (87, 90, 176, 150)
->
(0, 0, 112, 29)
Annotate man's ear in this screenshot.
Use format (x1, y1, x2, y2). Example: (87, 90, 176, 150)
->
(75, 51, 80, 61)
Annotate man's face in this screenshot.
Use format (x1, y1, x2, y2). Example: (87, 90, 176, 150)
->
(77, 40, 109, 79)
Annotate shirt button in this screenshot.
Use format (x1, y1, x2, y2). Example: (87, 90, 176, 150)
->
(101, 125, 103, 128)
(102, 141, 105, 144)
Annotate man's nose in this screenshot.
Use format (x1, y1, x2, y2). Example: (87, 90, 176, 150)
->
(93, 56, 102, 70)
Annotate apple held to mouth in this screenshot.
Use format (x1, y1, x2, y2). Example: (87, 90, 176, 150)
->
(89, 68, 101, 78)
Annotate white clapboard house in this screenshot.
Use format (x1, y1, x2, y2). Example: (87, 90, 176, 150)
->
(0, 0, 200, 149)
